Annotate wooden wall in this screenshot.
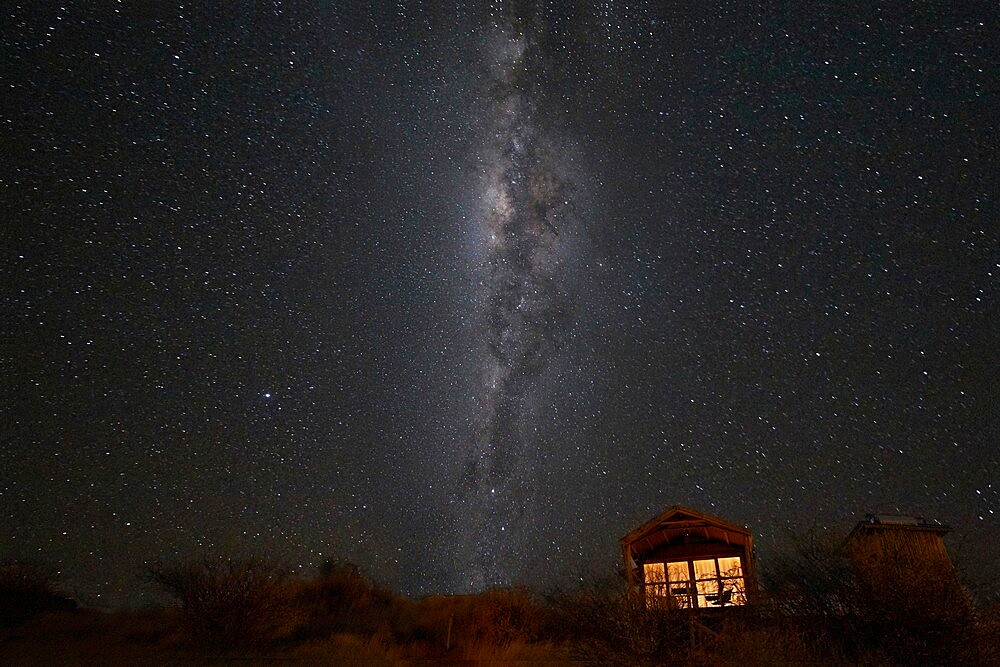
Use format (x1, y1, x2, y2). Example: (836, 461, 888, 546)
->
(845, 526, 957, 595)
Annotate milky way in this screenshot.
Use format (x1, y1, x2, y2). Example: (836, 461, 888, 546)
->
(5, 2, 996, 606)
(457, 21, 578, 589)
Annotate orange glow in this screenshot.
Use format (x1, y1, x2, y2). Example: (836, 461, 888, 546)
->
(643, 557, 746, 608)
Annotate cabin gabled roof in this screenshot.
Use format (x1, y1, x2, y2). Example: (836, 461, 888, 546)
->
(621, 505, 752, 558)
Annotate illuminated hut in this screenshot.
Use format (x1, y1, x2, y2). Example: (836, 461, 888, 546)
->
(621, 505, 756, 609)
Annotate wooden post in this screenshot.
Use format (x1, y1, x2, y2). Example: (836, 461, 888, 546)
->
(623, 542, 634, 597)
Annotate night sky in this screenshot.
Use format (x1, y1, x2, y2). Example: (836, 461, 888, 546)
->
(4, 2, 997, 606)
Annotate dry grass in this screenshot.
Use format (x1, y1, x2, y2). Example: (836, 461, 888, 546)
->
(0, 610, 574, 666)
(0, 562, 77, 628)
(148, 558, 304, 649)
(0, 609, 179, 666)
(3, 552, 999, 665)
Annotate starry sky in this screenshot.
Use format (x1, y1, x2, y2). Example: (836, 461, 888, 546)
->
(3, 2, 997, 606)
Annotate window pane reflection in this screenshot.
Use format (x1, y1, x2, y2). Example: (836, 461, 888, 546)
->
(642, 556, 746, 608)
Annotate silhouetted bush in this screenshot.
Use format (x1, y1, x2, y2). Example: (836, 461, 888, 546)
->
(294, 560, 418, 642)
(0, 561, 77, 628)
(546, 582, 692, 666)
(763, 529, 988, 665)
(458, 587, 541, 646)
(290, 565, 549, 654)
(149, 558, 301, 649)
(12, 544, 995, 663)
(762, 530, 863, 655)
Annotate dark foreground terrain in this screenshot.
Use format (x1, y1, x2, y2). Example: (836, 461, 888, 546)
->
(2, 557, 998, 665)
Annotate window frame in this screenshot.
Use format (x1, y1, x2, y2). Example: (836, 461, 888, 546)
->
(642, 556, 746, 608)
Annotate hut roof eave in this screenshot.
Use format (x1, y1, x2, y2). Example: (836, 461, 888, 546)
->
(621, 505, 753, 558)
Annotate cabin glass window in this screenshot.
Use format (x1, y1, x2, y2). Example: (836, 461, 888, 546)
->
(643, 557, 746, 608)
(718, 556, 741, 577)
(643, 562, 667, 602)
(667, 561, 694, 608)
(716, 557, 746, 605)
(694, 559, 718, 608)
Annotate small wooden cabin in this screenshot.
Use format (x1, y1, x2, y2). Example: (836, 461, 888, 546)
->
(621, 506, 756, 609)
(843, 514, 958, 592)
